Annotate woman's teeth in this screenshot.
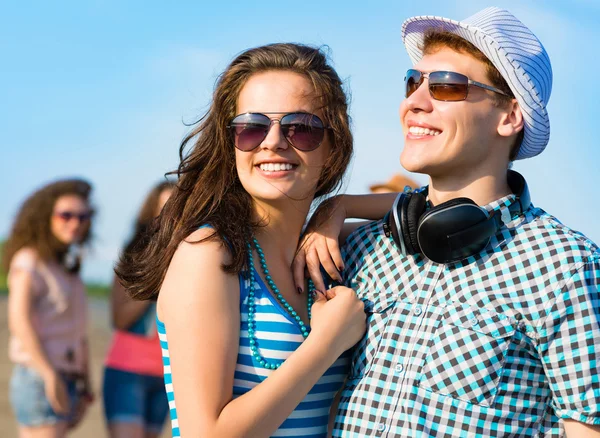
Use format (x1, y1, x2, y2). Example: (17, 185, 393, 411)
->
(408, 126, 441, 136)
(259, 163, 294, 172)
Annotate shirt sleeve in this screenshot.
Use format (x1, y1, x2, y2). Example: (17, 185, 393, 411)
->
(538, 252, 600, 425)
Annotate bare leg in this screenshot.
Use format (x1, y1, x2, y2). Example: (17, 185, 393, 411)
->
(146, 428, 165, 438)
(18, 422, 69, 438)
(108, 422, 145, 438)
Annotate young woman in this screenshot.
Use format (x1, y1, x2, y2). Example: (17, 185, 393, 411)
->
(103, 181, 174, 438)
(3, 179, 95, 438)
(115, 43, 367, 437)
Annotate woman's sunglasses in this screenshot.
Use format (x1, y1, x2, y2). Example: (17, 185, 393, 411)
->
(405, 69, 511, 102)
(228, 112, 330, 152)
(53, 211, 93, 223)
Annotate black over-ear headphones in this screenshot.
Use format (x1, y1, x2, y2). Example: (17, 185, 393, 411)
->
(385, 170, 531, 264)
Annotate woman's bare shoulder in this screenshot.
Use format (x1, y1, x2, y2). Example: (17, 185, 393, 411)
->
(9, 247, 40, 272)
(158, 226, 237, 315)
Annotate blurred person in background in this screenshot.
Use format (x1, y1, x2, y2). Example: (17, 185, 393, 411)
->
(102, 180, 174, 438)
(3, 179, 95, 438)
(369, 173, 418, 194)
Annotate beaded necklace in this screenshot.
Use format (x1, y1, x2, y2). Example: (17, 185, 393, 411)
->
(246, 237, 314, 369)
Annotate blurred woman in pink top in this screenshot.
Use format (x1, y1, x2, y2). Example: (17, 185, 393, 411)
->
(3, 179, 95, 438)
(102, 180, 174, 438)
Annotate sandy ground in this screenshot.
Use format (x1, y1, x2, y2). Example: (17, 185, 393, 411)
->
(0, 296, 171, 438)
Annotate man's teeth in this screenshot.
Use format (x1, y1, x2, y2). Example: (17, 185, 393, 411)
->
(259, 163, 294, 172)
(408, 126, 441, 136)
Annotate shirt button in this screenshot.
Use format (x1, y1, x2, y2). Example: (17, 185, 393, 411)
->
(395, 363, 404, 374)
(470, 318, 479, 327)
(414, 306, 422, 316)
(377, 423, 386, 432)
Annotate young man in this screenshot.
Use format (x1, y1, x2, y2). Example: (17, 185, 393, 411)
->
(293, 7, 600, 437)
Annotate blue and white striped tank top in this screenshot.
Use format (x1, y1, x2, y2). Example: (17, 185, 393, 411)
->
(157, 269, 350, 438)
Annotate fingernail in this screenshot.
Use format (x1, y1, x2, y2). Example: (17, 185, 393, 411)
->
(337, 264, 345, 271)
(297, 287, 303, 294)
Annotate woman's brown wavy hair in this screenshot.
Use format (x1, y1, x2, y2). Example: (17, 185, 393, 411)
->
(2, 179, 93, 274)
(115, 43, 353, 301)
(123, 180, 175, 255)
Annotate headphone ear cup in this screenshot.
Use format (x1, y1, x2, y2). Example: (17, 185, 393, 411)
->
(418, 197, 490, 263)
(417, 198, 477, 253)
(402, 192, 427, 254)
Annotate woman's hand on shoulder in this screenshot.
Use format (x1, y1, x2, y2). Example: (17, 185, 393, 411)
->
(293, 196, 347, 293)
(292, 192, 399, 293)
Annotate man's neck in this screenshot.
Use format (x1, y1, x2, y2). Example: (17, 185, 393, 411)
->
(427, 168, 512, 207)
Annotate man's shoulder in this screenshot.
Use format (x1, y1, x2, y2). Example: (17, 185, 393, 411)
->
(342, 219, 387, 257)
(523, 206, 599, 260)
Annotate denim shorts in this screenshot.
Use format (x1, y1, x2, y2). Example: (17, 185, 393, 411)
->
(9, 364, 81, 427)
(103, 367, 169, 434)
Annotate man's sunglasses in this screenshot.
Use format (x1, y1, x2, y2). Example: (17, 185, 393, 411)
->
(53, 211, 93, 223)
(404, 69, 511, 102)
(228, 112, 330, 152)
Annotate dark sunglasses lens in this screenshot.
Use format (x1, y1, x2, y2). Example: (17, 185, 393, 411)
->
(229, 114, 270, 151)
(428, 71, 469, 101)
(280, 113, 325, 151)
(56, 212, 92, 222)
(405, 69, 422, 98)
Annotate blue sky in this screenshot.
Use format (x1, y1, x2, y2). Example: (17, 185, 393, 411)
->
(1, 1, 599, 283)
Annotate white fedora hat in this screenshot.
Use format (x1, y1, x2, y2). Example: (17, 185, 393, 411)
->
(401, 7, 552, 160)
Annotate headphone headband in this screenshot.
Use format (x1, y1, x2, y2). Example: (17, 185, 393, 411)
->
(386, 170, 530, 263)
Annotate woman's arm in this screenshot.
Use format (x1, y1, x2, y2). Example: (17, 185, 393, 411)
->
(110, 275, 151, 330)
(8, 269, 56, 380)
(159, 229, 364, 437)
(338, 192, 399, 221)
(8, 268, 70, 413)
(564, 420, 600, 437)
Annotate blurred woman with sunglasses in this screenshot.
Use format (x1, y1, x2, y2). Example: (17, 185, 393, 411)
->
(115, 43, 366, 437)
(3, 179, 95, 438)
(103, 180, 174, 438)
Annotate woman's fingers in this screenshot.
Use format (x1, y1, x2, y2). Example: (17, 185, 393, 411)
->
(315, 241, 342, 283)
(293, 228, 346, 294)
(292, 246, 308, 294)
(325, 288, 337, 300)
(326, 237, 344, 273)
(50, 391, 69, 414)
(305, 247, 326, 293)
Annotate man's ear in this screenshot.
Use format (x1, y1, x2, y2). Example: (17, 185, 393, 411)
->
(498, 99, 524, 138)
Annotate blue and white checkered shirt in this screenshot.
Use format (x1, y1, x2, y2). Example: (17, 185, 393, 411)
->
(333, 193, 600, 437)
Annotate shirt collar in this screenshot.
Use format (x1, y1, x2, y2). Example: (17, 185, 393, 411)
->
(422, 188, 527, 226)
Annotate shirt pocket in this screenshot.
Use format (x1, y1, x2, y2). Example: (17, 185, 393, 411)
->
(418, 308, 516, 407)
(348, 297, 395, 380)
